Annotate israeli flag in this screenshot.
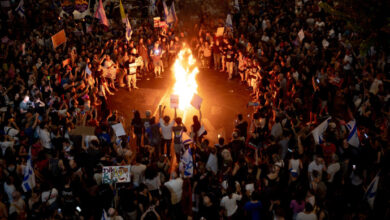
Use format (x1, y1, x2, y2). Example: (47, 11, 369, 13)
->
(15, 0, 25, 17)
(125, 17, 132, 41)
(346, 119, 359, 147)
(234, 0, 240, 11)
(163, 0, 177, 24)
(312, 116, 331, 144)
(182, 132, 193, 145)
(365, 172, 380, 209)
(22, 148, 35, 192)
(225, 13, 233, 29)
(180, 147, 193, 177)
(162, 0, 169, 20)
(101, 209, 108, 220)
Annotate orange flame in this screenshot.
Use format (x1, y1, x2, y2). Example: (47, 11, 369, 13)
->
(172, 46, 199, 109)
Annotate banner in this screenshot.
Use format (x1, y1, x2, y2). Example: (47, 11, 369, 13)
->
(52, 29, 67, 49)
(102, 165, 131, 184)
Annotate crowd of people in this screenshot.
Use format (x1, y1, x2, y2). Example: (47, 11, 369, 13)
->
(0, 0, 389, 220)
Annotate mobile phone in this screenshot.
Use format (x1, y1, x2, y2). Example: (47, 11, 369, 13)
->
(316, 78, 320, 83)
(76, 206, 81, 212)
(364, 133, 368, 138)
(58, 208, 62, 213)
(352, 164, 356, 170)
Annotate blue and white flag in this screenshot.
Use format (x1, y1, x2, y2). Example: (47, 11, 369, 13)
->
(162, 0, 169, 20)
(312, 116, 331, 144)
(180, 147, 193, 177)
(101, 209, 108, 220)
(234, 0, 240, 11)
(364, 172, 380, 209)
(125, 17, 132, 41)
(182, 132, 193, 145)
(163, 0, 177, 24)
(22, 148, 35, 192)
(346, 119, 359, 147)
(15, 0, 25, 17)
(225, 13, 233, 30)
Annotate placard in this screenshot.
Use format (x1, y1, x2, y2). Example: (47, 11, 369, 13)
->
(112, 123, 126, 137)
(170, 94, 179, 109)
(216, 27, 225, 37)
(52, 29, 67, 49)
(190, 94, 202, 110)
(102, 165, 131, 184)
(102, 67, 117, 79)
(153, 17, 160, 28)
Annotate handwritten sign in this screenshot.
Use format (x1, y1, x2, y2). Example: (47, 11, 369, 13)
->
(190, 94, 202, 110)
(216, 27, 225, 37)
(170, 94, 179, 109)
(52, 29, 67, 49)
(153, 17, 160, 28)
(102, 165, 131, 184)
(112, 123, 126, 137)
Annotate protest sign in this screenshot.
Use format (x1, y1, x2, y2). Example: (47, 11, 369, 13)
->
(153, 17, 160, 28)
(52, 29, 67, 49)
(170, 94, 179, 109)
(62, 58, 70, 67)
(216, 27, 225, 37)
(102, 165, 131, 184)
(191, 94, 203, 110)
(112, 123, 126, 137)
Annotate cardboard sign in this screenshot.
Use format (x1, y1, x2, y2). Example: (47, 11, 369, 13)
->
(102, 165, 131, 184)
(62, 58, 70, 67)
(170, 94, 179, 109)
(153, 17, 160, 28)
(112, 123, 126, 137)
(191, 94, 202, 110)
(52, 29, 67, 49)
(102, 67, 117, 79)
(216, 27, 225, 37)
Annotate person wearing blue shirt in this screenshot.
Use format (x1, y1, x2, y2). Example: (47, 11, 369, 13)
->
(244, 192, 262, 220)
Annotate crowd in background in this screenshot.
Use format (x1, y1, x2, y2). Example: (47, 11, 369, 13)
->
(0, 0, 389, 220)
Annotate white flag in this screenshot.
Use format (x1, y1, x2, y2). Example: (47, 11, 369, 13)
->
(346, 119, 359, 147)
(22, 148, 35, 192)
(311, 117, 331, 144)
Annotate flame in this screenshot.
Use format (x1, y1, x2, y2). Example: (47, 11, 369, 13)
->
(172, 46, 199, 109)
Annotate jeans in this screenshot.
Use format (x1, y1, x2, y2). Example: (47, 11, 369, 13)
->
(161, 139, 172, 156)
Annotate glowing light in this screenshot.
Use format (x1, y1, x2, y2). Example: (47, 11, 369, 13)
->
(172, 45, 199, 109)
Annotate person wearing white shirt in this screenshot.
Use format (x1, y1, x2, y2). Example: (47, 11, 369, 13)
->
(308, 156, 326, 180)
(220, 188, 242, 218)
(164, 172, 183, 219)
(131, 156, 147, 188)
(37, 122, 52, 150)
(159, 105, 176, 157)
(326, 155, 340, 183)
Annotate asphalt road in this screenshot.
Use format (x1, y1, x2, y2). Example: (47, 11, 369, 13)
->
(107, 67, 253, 145)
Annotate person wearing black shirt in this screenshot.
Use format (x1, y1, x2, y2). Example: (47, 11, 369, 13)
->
(225, 44, 237, 79)
(235, 114, 248, 140)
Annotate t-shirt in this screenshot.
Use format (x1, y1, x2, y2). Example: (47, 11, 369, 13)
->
(159, 119, 174, 140)
(41, 188, 59, 205)
(244, 201, 262, 220)
(327, 162, 340, 182)
(308, 161, 324, 177)
(0, 141, 13, 155)
(225, 49, 235, 62)
(131, 164, 146, 186)
(172, 125, 187, 144)
(220, 193, 242, 217)
(164, 178, 183, 205)
(296, 212, 318, 220)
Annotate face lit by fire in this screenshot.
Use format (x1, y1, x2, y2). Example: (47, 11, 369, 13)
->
(172, 45, 199, 109)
